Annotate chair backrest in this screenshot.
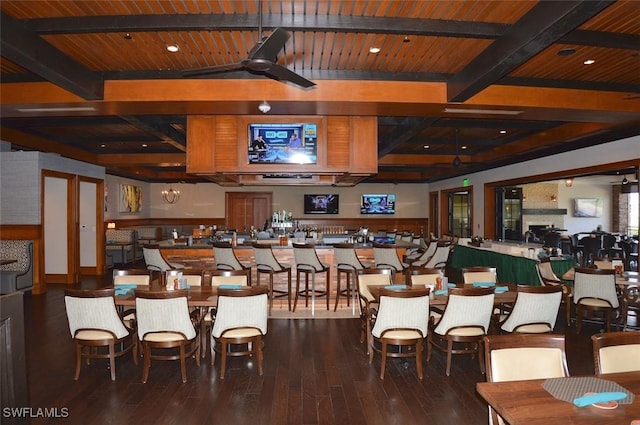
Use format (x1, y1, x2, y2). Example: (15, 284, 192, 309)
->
(591, 331, 640, 374)
(371, 288, 430, 339)
(419, 245, 451, 268)
(165, 269, 203, 287)
(581, 237, 602, 263)
(372, 242, 404, 271)
(400, 233, 413, 243)
(419, 241, 438, 261)
(211, 286, 268, 338)
(601, 234, 617, 249)
(333, 243, 366, 270)
(434, 287, 495, 336)
(143, 244, 173, 272)
(252, 243, 286, 272)
(461, 266, 497, 284)
(406, 267, 443, 287)
(573, 267, 619, 308)
(500, 285, 563, 333)
(209, 269, 250, 287)
(357, 268, 394, 303)
(484, 334, 569, 382)
(64, 288, 129, 339)
(543, 232, 562, 248)
(112, 269, 150, 286)
(536, 259, 561, 285)
(134, 289, 196, 340)
(593, 257, 613, 269)
(292, 243, 325, 271)
(212, 242, 244, 270)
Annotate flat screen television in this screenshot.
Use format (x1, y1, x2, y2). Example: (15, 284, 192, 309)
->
(248, 122, 318, 164)
(360, 194, 395, 214)
(573, 198, 603, 217)
(304, 194, 339, 214)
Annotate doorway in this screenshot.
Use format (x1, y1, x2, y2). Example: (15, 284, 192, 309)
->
(225, 192, 273, 232)
(448, 191, 472, 238)
(495, 187, 523, 241)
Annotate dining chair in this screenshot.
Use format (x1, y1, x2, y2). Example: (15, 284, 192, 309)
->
(620, 239, 639, 271)
(372, 242, 410, 281)
(536, 259, 574, 328)
(483, 334, 569, 425)
(580, 237, 603, 266)
(357, 268, 394, 355)
(591, 331, 640, 374)
(406, 267, 443, 288)
(498, 285, 563, 333)
(211, 286, 268, 379)
(573, 267, 619, 334)
(621, 285, 639, 331)
(135, 289, 200, 383)
(212, 242, 252, 285)
(601, 234, 623, 259)
(415, 244, 452, 269)
(142, 244, 185, 282)
(252, 242, 292, 314)
(427, 286, 495, 376)
(112, 268, 151, 286)
(200, 269, 251, 357)
(461, 266, 497, 285)
(593, 257, 613, 269)
(333, 242, 369, 312)
(64, 288, 138, 381)
(404, 240, 437, 266)
(368, 287, 430, 379)
(292, 243, 331, 314)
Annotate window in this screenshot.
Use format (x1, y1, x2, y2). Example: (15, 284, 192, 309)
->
(628, 192, 639, 235)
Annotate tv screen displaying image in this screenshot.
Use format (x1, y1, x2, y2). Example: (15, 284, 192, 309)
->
(248, 122, 318, 164)
(304, 194, 339, 214)
(360, 194, 395, 214)
(573, 198, 603, 217)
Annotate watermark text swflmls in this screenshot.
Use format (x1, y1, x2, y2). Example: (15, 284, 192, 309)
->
(3, 407, 69, 418)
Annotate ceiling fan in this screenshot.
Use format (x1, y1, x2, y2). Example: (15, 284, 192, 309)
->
(182, 3, 315, 89)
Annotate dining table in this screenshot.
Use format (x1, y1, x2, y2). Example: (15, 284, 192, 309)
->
(113, 285, 220, 308)
(477, 371, 640, 425)
(366, 283, 518, 307)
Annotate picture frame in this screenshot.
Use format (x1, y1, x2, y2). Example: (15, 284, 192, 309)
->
(119, 183, 142, 212)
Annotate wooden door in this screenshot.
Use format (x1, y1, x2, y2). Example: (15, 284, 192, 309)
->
(225, 192, 272, 232)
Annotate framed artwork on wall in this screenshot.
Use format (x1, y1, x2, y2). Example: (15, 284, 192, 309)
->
(119, 184, 142, 212)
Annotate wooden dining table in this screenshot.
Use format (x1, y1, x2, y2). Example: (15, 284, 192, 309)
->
(366, 283, 518, 306)
(113, 285, 220, 308)
(477, 371, 640, 425)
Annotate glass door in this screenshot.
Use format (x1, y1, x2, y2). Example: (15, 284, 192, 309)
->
(448, 191, 471, 238)
(496, 187, 522, 241)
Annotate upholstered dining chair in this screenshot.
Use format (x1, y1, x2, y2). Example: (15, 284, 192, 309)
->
(142, 244, 184, 282)
(357, 268, 394, 354)
(498, 285, 563, 333)
(212, 242, 252, 285)
(573, 267, 620, 334)
(536, 259, 573, 328)
(427, 286, 495, 376)
(591, 331, 640, 374)
(580, 237, 603, 266)
(210, 286, 268, 379)
(113, 268, 151, 286)
(415, 244, 452, 269)
(369, 287, 430, 380)
(461, 266, 497, 285)
(404, 240, 437, 266)
(64, 288, 138, 381)
(200, 269, 251, 358)
(406, 267, 443, 288)
(372, 242, 410, 281)
(252, 242, 292, 314)
(333, 242, 369, 312)
(292, 243, 331, 314)
(483, 334, 569, 425)
(135, 289, 200, 383)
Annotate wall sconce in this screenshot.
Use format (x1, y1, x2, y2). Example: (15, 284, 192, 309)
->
(161, 185, 181, 204)
(551, 194, 557, 202)
(107, 222, 116, 229)
(258, 101, 271, 114)
(565, 178, 573, 187)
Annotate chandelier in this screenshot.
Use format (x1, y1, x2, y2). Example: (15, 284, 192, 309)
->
(161, 185, 180, 204)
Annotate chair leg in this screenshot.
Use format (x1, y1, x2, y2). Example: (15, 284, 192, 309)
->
(380, 341, 387, 379)
(142, 342, 151, 383)
(180, 343, 187, 383)
(415, 340, 423, 380)
(256, 335, 264, 376)
(109, 342, 116, 381)
(576, 305, 583, 335)
(334, 270, 343, 311)
(220, 341, 228, 379)
(478, 339, 485, 374)
(74, 342, 82, 380)
(210, 337, 216, 366)
(287, 269, 292, 311)
(446, 339, 453, 376)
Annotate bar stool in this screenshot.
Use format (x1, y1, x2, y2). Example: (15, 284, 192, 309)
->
(293, 243, 331, 315)
(251, 243, 292, 314)
(212, 242, 252, 285)
(333, 243, 369, 312)
(372, 242, 410, 283)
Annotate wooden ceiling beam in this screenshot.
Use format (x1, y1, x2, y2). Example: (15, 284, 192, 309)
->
(98, 153, 185, 166)
(0, 126, 98, 163)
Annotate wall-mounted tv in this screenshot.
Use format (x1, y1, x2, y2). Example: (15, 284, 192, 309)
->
(361, 194, 395, 214)
(573, 198, 603, 217)
(304, 194, 339, 214)
(248, 122, 318, 164)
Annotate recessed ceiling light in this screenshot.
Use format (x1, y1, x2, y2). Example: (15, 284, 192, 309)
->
(100, 144, 106, 148)
(166, 44, 180, 53)
(369, 47, 381, 54)
(124, 33, 132, 40)
(423, 145, 430, 149)
(403, 36, 411, 43)
(142, 144, 148, 148)
(499, 130, 507, 134)
(557, 47, 575, 56)
(583, 59, 595, 65)
(461, 145, 468, 150)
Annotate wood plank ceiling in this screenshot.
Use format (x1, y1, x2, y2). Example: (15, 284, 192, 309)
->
(0, 0, 638, 184)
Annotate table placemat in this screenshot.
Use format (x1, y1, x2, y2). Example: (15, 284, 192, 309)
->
(543, 377, 635, 404)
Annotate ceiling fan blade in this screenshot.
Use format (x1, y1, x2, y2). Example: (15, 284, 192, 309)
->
(182, 62, 244, 77)
(249, 27, 290, 60)
(264, 64, 316, 88)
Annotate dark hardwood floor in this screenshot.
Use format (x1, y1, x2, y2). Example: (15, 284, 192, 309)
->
(21, 276, 635, 425)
